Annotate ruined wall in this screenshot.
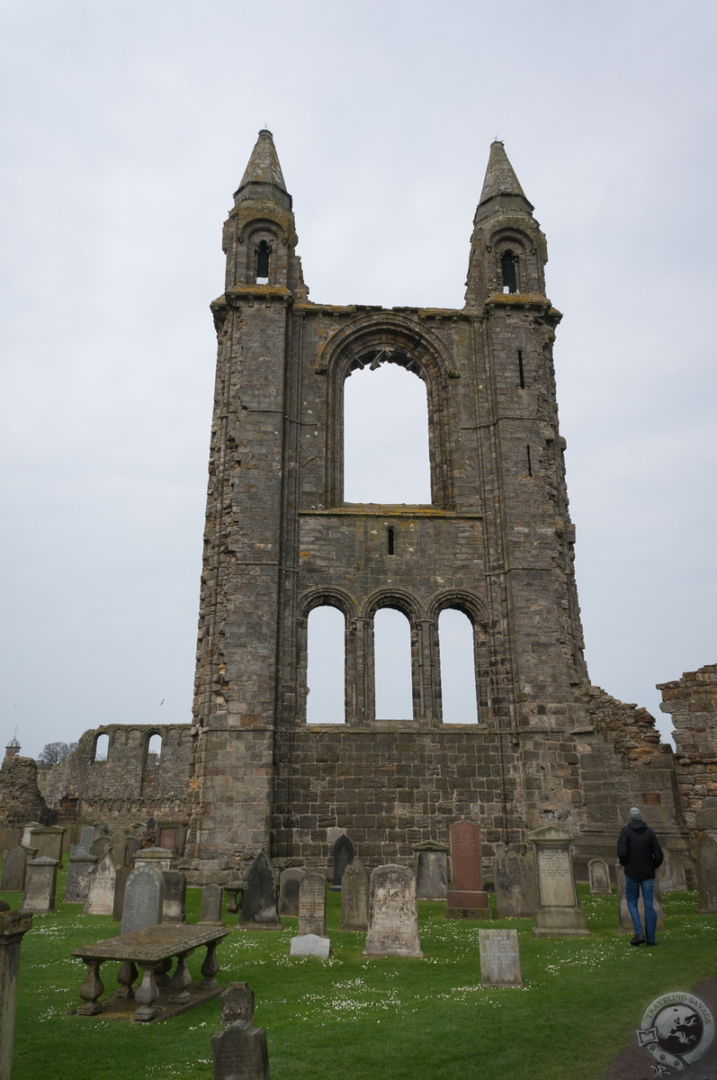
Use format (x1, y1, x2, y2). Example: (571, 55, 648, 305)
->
(0, 756, 48, 827)
(38, 724, 192, 827)
(661, 664, 717, 832)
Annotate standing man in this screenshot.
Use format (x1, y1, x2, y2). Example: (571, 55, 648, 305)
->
(617, 806, 664, 946)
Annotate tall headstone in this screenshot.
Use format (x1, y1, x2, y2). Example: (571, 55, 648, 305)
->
(23, 857, 59, 913)
(659, 847, 687, 892)
(529, 827, 589, 937)
(241, 853, 281, 928)
(221, 982, 255, 1025)
(493, 845, 538, 917)
(112, 865, 131, 921)
(414, 842, 448, 900)
(331, 834, 355, 889)
(65, 851, 98, 903)
(364, 864, 423, 958)
(84, 851, 117, 916)
(109, 829, 128, 869)
(121, 864, 165, 935)
(341, 858, 369, 931)
(587, 858, 612, 895)
(90, 835, 111, 860)
(28, 826, 65, 865)
(125, 835, 141, 865)
(200, 883, 224, 923)
(79, 825, 97, 851)
(212, 1020, 270, 1080)
(446, 819, 490, 918)
(478, 928, 523, 988)
(1, 846, 29, 892)
(0, 910, 33, 1080)
(696, 832, 717, 913)
(162, 870, 187, 923)
(298, 874, 326, 937)
(278, 868, 305, 916)
(617, 866, 666, 932)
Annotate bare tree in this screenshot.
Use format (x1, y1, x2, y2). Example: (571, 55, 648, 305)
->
(38, 741, 77, 766)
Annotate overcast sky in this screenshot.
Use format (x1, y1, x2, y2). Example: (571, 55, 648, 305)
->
(1, 1, 715, 758)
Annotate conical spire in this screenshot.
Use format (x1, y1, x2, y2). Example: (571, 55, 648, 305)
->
(234, 129, 287, 198)
(477, 140, 532, 211)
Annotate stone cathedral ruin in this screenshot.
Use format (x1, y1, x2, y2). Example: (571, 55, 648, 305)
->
(6, 132, 716, 884)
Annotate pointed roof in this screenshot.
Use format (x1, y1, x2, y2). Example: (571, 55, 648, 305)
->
(477, 140, 533, 212)
(235, 129, 287, 197)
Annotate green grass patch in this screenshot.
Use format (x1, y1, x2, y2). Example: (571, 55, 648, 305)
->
(3, 872, 716, 1080)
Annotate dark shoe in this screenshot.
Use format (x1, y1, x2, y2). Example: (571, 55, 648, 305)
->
(630, 934, 645, 946)
(646, 941, 657, 946)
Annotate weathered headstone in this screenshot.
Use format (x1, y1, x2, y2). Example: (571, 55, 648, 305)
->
(112, 865, 131, 921)
(364, 864, 423, 957)
(20, 823, 41, 849)
(479, 928, 523, 988)
(278, 867, 305, 916)
(109, 829, 128, 869)
(84, 851, 117, 916)
(1, 846, 29, 892)
(133, 846, 173, 872)
(125, 835, 141, 865)
(241, 853, 281, 928)
(0, 910, 33, 1080)
(65, 851, 98, 903)
(212, 1019, 270, 1080)
(659, 847, 688, 892)
(414, 842, 448, 900)
(530, 827, 589, 937)
(23, 856, 59, 913)
(200, 883, 224, 923)
(90, 835, 111, 860)
(696, 832, 717, 913)
(290, 933, 331, 958)
(587, 858, 612, 895)
(331, 834, 355, 889)
(493, 845, 538, 917)
(446, 819, 490, 917)
(79, 825, 97, 851)
(617, 865, 666, 931)
(121, 864, 165, 935)
(341, 857, 369, 931)
(162, 870, 187, 923)
(221, 982, 255, 1025)
(298, 873, 326, 937)
(28, 826, 65, 865)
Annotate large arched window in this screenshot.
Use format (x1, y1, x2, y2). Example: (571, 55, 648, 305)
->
(438, 608, 479, 724)
(374, 607, 413, 719)
(344, 362, 431, 504)
(306, 605, 346, 724)
(146, 733, 163, 761)
(93, 732, 109, 762)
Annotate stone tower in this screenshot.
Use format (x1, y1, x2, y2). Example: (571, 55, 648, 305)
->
(186, 132, 683, 871)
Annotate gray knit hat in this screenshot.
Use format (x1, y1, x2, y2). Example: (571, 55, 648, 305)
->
(628, 807, 642, 819)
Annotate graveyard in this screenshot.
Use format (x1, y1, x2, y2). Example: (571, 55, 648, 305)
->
(2, 862, 716, 1080)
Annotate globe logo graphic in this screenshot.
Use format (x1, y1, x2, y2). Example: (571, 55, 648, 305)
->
(653, 1004, 703, 1056)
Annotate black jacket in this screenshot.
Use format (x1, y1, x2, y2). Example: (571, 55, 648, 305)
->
(617, 819, 664, 881)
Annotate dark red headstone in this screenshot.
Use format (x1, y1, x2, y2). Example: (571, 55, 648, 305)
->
(446, 819, 491, 918)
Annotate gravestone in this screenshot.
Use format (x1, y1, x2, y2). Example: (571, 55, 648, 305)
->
(28, 826, 65, 865)
(493, 845, 538, 917)
(134, 847, 173, 872)
(0, 910, 33, 1080)
(364, 864, 423, 958)
(158, 825, 179, 853)
(331, 834, 355, 889)
(341, 858, 369, 931)
(414, 842, 448, 900)
(298, 873, 326, 937)
(65, 851, 98, 903)
(90, 835, 111, 860)
(23, 857, 59, 913)
(84, 851, 117, 916)
(290, 933, 331, 958)
(162, 870, 187, 923)
(1, 846, 29, 892)
(112, 866, 131, 921)
(587, 858, 612, 895)
(20, 823, 41, 849)
(479, 928, 523, 988)
(221, 982, 255, 1025)
(79, 825, 97, 851)
(212, 1019, 270, 1080)
(696, 832, 717, 913)
(241, 853, 281, 928)
(109, 829, 128, 869)
(659, 847, 687, 892)
(617, 866, 666, 931)
(200, 884, 224, 923)
(278, 867, 305, 916)
(446, 819, 490, 917)
(529, 827, 589, 937)
(121, 864, 165, 934)
(125, 835, 141, 865)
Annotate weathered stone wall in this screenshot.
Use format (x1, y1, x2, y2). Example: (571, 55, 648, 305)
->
(661, 664, 717, 832)
(0, 756, 48, 827)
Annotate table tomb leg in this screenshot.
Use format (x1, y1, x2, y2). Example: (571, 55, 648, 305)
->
(201, 940, 220, 990)
(155, 956, 172, 988)
(116, 959, 138, 999)
(133, 963, 160, 1022)
(77, 958, 104, 1015)
(167, 949, 194, 1005)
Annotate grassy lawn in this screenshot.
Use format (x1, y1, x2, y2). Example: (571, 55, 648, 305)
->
(3, 872, 716, 1080)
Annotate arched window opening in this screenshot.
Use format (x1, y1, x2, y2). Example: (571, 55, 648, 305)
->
(438, 609, 479, 724)
(147, 733, 162, 762)
(344, 362, 431, 503)
(501, 250, 518, 294)
(374, 607, 413, 720)
(307, 605, 345, 723)
(255, 240, 271, 284)
(93, 733, 109, 762)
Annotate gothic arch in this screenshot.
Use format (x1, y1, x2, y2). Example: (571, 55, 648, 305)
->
(427, 591, 491, 726)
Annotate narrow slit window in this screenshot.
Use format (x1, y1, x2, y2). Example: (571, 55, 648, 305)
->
(526, 444, 533, 476)
(147, 733, 162, 762)
(438, 609, 479, 724)
(501, 250, 518, 294)
(307, 606, 345, 723)
(387, 526, 395, 555)
(93, 733, 109, 762)
(255, 240, 271, 284)
(517, 349, 525, 389)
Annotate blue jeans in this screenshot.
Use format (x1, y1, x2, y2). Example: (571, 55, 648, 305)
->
(626, 876, 657, 942)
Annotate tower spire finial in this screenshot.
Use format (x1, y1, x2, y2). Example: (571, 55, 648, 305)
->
(477, 140, 531, 209)
(234, 129, 287, 198)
